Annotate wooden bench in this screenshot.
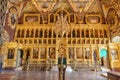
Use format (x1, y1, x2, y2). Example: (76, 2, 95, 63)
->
(107, 71, 120, 80)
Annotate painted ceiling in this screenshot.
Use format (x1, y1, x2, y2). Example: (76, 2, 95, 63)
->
(7, 0, 120, 18)
(2, 0, 120, 41)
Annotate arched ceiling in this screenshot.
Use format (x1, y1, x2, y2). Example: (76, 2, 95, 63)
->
(4, 0, 120, 41)
(7, 0, 120, 19)
(8, 0, 103, 15)
(7, 0, 120, 14)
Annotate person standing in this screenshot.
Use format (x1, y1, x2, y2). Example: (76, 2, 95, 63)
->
(58, 54, 67, 80)
(0, 54, 3, 73)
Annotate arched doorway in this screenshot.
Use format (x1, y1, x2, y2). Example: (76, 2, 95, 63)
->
(100, 49, 108, 67)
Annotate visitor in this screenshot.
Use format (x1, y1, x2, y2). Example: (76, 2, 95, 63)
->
(0, 62, 3, 73)
(0, 54, 3, 73)
(58, 54, 67, 80)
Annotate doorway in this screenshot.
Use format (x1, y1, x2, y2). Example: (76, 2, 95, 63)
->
(100, 49, 108, 67)
(26, 49, 30, 61)
(16, 49, 23, 67)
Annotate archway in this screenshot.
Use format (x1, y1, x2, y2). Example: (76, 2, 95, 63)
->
(100, 49, 108, 66)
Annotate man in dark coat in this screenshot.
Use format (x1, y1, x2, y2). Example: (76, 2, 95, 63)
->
(58, 54, 67, 80)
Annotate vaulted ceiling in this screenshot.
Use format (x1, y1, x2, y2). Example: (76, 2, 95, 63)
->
(7, 0, 120, 19)
(3, 0, 120, 41)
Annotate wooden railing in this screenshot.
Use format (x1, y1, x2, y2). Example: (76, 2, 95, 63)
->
(22, 59, 56, 71)
(3, 60, 16, 69)
(22, 59, 101, 71)
(73, 60, 101, 71)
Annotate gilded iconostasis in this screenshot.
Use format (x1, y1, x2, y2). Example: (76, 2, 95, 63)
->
(0, 0, 119, 43)
(0, 0, 120, 71)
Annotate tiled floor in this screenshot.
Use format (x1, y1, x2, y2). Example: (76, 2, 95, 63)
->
(0, 69, 107, 80)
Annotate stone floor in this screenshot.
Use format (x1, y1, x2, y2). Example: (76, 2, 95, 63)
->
(0, 69, 107, 80)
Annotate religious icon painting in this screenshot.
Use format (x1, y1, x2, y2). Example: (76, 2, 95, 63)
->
(7, 49, 15, 59)
(25, 16, 38, 22)
(33, 48, 39, 59)
(76, 47, 83, 59)
(84, 47, 91, 59)
(111, 49, 119, 60)
(68, 47, 74, 59)
(92, 48, 97, 62)
(40, 48, 46, 59)
(8, 6, 17, 29)
(49, 47, 56, 59)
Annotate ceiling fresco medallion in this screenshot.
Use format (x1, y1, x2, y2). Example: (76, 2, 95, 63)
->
(68, 0, 94, 12)
(8, 6, 18, 29)
(32, 0, 57, 12)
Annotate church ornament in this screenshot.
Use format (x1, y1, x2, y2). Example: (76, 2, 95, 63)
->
(54, 11, 70, 37)
(8, 7, 18, 29)
(68, 0, 94, 12)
